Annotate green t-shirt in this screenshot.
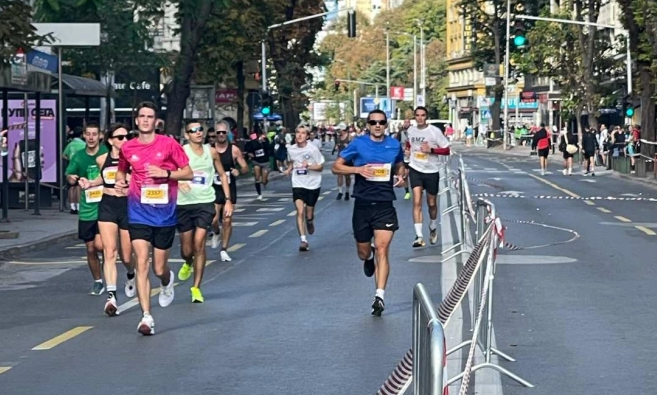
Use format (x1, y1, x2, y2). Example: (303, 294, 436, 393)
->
(63, 138, 86, 159)
(65, 145, 108, 221)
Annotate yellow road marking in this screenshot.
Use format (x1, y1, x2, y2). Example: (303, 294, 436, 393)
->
(269, 219, 286, 226)
(583, 200, 595, 206)
(597, 207, 611, 213)
(249, 229, 268, 238)
(32, 326, 93, 350)
(227, 243, 245, 252)
(528, 174, 581, 198)
(615, 216, 631, 223)
(636, 226, 656, 236)
(287, 210, 296, 217)
(0, 367, 11, 375)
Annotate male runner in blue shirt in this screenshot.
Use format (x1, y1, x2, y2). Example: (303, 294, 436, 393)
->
(332, 109, 405, 316)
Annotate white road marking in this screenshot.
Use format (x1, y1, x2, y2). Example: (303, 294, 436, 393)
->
(269, 219, 286, 226)
(227, 243, 246, 252)
(257, 207, 285, 212)
(248, 229, 268, 238)
(287, 210, 296, 217)
(233, 222, 258, 227)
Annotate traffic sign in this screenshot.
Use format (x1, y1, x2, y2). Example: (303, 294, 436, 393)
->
(481, 108, 492, 120)
(416, 95, 425, 106)
(390, 86, 404, 100)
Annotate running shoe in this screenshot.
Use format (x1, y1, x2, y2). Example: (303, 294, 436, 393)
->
(220, 250, 232, 262)
(124, 278, 136, 298)
(191, 287, 204, 303)
(299, 241, 309, 251)
(90, 281, 105, 296)
(429, 228, 438, 245)
(306, 219, 315, 235)
(412, 237, 425, 248)
(178, 263, 193, 281)
(363, 256, 375, 278)
(257, 195, 263, 201)
(158, 271, 175, 307)
(336, 193, 343, 200)
(104, 296, 119, 317)
(137, 314, 155, 336)
(404, 192, 411, 200)
(211, 233, 221, 249)
(344, 192, 350, 201)
(371, 296, 385, 316)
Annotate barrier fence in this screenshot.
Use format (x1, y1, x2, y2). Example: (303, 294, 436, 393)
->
(375, 154, 533, 394)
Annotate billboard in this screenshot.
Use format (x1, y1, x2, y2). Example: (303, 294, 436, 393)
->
(0, 100, 58, 183)
(360, 97, 394, 119)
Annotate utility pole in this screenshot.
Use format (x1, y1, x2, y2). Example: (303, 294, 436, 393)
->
(386, 30, 390, 101)
(502, 0, 511, 150)
(413, 34, 418, 108)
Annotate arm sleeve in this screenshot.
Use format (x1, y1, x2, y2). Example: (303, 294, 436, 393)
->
(339, 138, 358, 162)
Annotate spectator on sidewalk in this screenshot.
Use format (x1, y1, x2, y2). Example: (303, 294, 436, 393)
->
(582, 127, 598, 176)
(559, 128, 578, 176)
(531, 123, 551, 175)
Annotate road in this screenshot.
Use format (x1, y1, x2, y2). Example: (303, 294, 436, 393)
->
(2, 143, 656, 395)
(455, 146, 657, 395)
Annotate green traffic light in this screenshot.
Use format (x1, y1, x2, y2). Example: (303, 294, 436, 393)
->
(626, 108, 634, 117)
(514, 36, 527, 47)
(261, 107, 271, 116)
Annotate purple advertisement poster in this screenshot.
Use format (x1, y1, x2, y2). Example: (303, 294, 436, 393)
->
(0, 99, 58, 183)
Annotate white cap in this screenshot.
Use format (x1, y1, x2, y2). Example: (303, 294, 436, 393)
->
(335, 122, 347, 131)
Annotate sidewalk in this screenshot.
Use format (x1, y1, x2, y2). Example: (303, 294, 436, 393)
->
(0, 171, 286, 261)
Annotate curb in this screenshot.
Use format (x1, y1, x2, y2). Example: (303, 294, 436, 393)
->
(0, 231, 79, 261)
(609, 171, 657, 190)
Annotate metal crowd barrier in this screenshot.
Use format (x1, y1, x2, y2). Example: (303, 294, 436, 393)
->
(412, 283, 447, 395)
(439, 156, 476, 263)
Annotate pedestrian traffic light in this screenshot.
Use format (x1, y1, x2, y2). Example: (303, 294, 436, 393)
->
(622, 95, 634, 117)
(513, 21, 527, 49)
(261, 94, 272, 116)
(348, 11, 356, 38)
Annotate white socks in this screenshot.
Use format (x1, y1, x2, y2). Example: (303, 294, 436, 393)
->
(300, 235, 307, 242)
(338, 185, 344, 194)
(429, 219, 437, 231)
(414, 223, 423, 238)
(376, 289, 385, 300)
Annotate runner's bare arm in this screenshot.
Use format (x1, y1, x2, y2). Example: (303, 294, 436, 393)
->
(232, 145, 249, 174)
(211, 148, 231, 200)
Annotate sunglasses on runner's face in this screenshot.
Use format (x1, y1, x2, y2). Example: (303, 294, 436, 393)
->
(216, 130, 228, 135)
(367, 120, 387, 126)
(112, 134, 129, 140)
(187, 126, 204, 133)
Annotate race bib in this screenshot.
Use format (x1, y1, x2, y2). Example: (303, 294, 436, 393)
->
(413, 151, 429, 162)
(85, 186, 103, 203)
(368, 163, 392, 182)
(191, 171, 210, 187)
(295, 168, 308, 175)
(102, 166, 117, 185)
(213, 171, 231, 185)
(141, 184, 169, 204)
(255, 149, 265, 157)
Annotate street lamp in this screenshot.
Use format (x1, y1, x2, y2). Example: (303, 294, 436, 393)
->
(416, 19, 426, 105)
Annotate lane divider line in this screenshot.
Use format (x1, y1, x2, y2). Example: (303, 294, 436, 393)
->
(0, 367, 11, 375)
(227, 243, 246, 252)
(287, 210, 296, 217)
(597, 207, 612, 213)
(635, 226, 656, 236)
(528, 174, 582, 199)
(615, 216, 632, 223)
(583, 200, 596, 206)
(269, 219, 286, 227)
(248, 229, 268, 238)
(32, 326, 93, 350)
(317, 196, 325, 201)
(322, 191, 331, 195)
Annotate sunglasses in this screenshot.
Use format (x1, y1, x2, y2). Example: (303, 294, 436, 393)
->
(187, 126, 204, 133)
(367, 120, 387, 126)
(216, 130, 228, 135)
(112, 134, 129, 141)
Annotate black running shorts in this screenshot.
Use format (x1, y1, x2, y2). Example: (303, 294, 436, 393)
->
(78, 220, 99, 243)
(97, 195, 129, 230)
(214, 184, 237, 205)
(292, 187, 321, 207)
(408, 167, 440, 196)
(352, 200, 399, 243)
(538, 148, 550, 157)
(176, 203, 215, 233)
(129, 224, 176, 250)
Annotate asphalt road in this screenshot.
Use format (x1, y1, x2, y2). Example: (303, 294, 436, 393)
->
(2, 143, 656, 395)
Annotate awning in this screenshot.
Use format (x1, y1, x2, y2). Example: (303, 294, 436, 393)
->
(51, 73, 114, 97)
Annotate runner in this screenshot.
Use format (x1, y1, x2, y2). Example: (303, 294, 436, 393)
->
(115, 101, 193, 335)
(332, 109, 405, 316)
(79, 124, 136, 315)
(176, 120, 233, 302)
(531, 123, 551, 175)
(397, 119, 412, 200)
(285, 124, 325, 251)
(405, 106, 450, 247)
(65, 123, 108, 295)
(244, 132, 271, 200)
(210, 120, 248, 261)
(331, 123, 352, 201)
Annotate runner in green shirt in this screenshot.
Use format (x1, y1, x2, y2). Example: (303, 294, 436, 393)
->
(65, 124, 108, 295)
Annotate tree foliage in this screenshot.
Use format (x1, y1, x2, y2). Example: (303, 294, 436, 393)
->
(0, 0, 52, 65)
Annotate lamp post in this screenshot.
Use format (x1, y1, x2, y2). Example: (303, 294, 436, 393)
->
(416, 20, 426, 104)
(503, 0, 511, 150)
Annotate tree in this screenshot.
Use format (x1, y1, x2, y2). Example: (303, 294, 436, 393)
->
(618, 0, 657, 147)
(0, 0, 52, 65)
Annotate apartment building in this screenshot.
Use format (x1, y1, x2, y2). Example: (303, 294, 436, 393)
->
(338, 0, 405, 23)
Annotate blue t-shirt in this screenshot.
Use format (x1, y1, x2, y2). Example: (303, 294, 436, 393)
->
(339, 135, 403, 201)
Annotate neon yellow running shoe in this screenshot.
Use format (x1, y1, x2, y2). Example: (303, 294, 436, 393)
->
(191, 287, 204, 303)
(178, 263, 193, 281)
(404, 192, 411, 200)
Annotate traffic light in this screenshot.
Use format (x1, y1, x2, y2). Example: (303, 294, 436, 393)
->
(261, 94, 272, 116)
(348, 11, 356, 38)
(513, 21, 527, 49)
(623, 96, 635, 117)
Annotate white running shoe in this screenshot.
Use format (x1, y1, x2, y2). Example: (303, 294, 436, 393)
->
(104, 296, 119, 317)
(211, 233, 221, 249)
(158, 271, 175, 307)
(220, 250, 232, 262)
(124, 278, 136, 298)
(137, 313, 154, 336)
(562, 169, 567, 175)
(257, 195, 263, 201)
